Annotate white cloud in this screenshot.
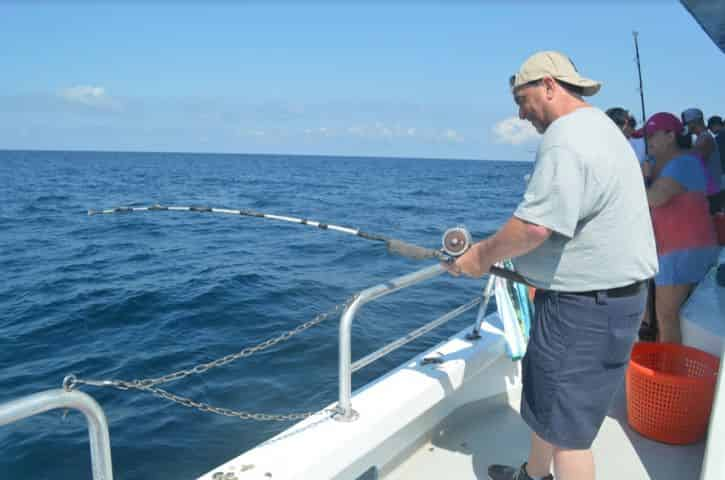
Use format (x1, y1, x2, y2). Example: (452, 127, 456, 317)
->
(304, 127, 333, 137)
(443, 129, 464, 143)
(492, 116, 540, 145)
(253, 123, 464, 145)
(344, 123, 420, 140)
(340, 124, 463, 143)
(59, 85, 122, 111)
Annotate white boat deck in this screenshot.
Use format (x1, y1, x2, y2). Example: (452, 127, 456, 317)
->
(200, 256, 723, 480)
(385, 383, 705, 480)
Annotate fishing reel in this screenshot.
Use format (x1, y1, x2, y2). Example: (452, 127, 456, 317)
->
(441, 226, 473, 258)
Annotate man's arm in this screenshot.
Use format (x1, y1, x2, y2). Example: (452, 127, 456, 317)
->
(446, 216, 551, 277)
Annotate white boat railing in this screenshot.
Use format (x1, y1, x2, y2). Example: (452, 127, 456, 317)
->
(335, 263, 483, 421)
(0, 388, 114, 480)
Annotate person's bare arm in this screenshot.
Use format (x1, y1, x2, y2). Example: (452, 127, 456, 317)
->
(444, 216, 551, 277)
(647, 176, 685, 207)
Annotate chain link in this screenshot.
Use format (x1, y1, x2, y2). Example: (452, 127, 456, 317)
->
(136, 384, 336, 421)
(65, 295, 357, 421)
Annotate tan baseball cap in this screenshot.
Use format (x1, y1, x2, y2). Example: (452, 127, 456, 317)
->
(510, 51, 602, 96)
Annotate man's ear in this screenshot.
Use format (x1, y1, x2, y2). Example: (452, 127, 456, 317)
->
(542, 76, 556, 100)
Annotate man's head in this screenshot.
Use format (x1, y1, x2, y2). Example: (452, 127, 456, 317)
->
(708, 115, 723, 134)
(606, 107, 633, 137)
(681, 108, 705, 135)
(510, 51, 601, 133)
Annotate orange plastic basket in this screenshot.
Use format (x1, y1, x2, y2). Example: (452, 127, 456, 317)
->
(626, 342, 720, 444)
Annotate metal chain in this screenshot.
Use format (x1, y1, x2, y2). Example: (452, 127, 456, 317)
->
(132, 384, 335, 421)
(63, 295, 357, 421)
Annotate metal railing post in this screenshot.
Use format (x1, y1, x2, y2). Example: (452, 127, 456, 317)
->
(0, 389, 114, 480)
(336, 264, 445, 421)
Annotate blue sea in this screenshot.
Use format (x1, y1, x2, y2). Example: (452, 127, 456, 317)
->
(0, 150, 530, 479)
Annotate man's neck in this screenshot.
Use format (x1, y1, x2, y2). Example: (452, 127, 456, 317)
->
(548, 97, 590, 125)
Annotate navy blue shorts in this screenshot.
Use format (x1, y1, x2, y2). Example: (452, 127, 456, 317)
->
(520, 285, 647, 450)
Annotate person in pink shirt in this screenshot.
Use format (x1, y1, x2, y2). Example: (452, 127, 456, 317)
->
(642, 112, 720, 342)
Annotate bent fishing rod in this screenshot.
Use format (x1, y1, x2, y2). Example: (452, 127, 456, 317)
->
(88, 204, 528, 285)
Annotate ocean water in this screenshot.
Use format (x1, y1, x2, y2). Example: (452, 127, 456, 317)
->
(0, 150, 530, 479)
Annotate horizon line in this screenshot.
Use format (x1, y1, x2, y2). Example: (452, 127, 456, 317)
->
(0, 147, 534, 163)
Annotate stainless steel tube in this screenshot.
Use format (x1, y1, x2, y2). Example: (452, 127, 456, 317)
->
(0, 389, 114, 480)
(337, 263, 445, 421)
(351, 297, 481, 374)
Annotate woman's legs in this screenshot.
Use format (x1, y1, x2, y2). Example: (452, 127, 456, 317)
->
(654, 283, 693, 343)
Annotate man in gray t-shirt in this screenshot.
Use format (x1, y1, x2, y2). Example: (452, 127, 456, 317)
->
(512, 105, 657, 291)
(444, 51, 657, 480)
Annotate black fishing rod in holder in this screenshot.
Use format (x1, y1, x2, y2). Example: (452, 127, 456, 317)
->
(633, 31, 648, 156)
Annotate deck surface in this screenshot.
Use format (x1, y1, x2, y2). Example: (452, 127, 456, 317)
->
(385, 384, 705, 480)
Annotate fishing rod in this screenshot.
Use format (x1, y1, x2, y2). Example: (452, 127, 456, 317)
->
(633, 31, 659, 341)
(88, 204, 529, 285)
(633, 31, 648, 156)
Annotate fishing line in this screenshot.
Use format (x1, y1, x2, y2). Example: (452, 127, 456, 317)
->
(88, 204, 527, 284)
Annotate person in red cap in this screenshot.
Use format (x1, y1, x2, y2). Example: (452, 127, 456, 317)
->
(643, 112, 720, 343)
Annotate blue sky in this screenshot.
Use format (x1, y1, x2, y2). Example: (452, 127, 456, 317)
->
(1, 1, 723, 160)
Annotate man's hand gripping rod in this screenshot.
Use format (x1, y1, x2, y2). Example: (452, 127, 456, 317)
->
(418, 227, 531, 340)
(387, 226, 529, 286)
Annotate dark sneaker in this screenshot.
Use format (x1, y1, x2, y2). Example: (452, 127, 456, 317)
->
(488, 462, 553, 480)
